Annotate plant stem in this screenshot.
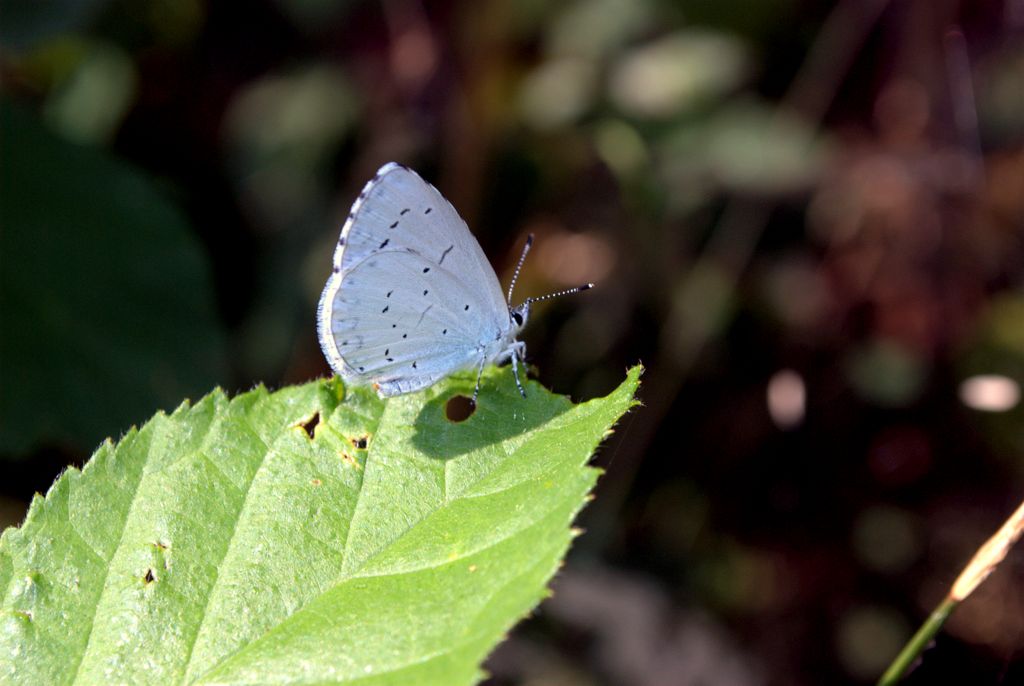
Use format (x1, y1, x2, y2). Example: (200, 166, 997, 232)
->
(877, 498, 1024, 684)
(877, 596, 958, 686)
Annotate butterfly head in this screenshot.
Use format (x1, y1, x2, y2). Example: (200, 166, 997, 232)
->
(509, 302, 530, 332)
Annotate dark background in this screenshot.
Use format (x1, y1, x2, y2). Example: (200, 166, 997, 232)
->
(2, 0, 1023, 683)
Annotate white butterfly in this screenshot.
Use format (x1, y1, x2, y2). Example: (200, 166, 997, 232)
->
(317, 162, 591, 399)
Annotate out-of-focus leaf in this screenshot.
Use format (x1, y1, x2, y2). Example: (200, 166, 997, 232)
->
(0, 366, 641, 684)
(0, 101, 227, 455)
(545, 0, 651, 60)
(976, 46, 1024, 146)
(519, 57, 598, 130)
(845, 339, 927, 407)
(659, 99, 828, 206)
(40, 38, 137, 146)
(223, 64, 358, 216)
(609, 30, 749, 120)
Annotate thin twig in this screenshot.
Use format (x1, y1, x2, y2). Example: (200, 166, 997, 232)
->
(877, 499, 1024, 685)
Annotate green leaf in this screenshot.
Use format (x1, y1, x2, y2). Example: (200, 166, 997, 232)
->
(0, 100, 227, 455)
(0, 365, 641, 685)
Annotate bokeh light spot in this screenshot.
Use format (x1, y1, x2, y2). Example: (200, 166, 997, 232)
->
(959, 374, 1020, 412)
(767, 369, 805, 430)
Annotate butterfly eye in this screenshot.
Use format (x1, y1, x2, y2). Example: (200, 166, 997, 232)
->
(511, 311, 524, 326)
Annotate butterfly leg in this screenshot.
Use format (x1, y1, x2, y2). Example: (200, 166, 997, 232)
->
(510, 341, 527, 398)
(472, 356, 487, 404)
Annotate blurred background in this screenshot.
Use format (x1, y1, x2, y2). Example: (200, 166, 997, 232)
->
(2, 0, 1023, 683)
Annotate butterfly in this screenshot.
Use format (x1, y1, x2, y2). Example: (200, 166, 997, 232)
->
(317, 162, 591, 400)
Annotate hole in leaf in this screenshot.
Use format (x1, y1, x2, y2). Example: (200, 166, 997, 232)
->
(350, 435, 368, 450)
(445, 395, 476, 422)
(296, 412, 320, 438)
(143, 569, 156, 584)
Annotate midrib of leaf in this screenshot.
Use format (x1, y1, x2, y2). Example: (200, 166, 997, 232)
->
(335, 389, 552, 577)
(179, 384, 382, 682)
(343, 404, 600, 579)
(176, 408, 281, 682)
(335, 430, 371, 577)
(196, 444, 598, 685)
(322, 516, 573, 686)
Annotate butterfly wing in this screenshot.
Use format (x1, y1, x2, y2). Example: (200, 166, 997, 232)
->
(318, 163, 510, 394)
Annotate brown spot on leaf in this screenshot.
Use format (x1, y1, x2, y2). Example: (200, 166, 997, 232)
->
(340, 451, 362, 469)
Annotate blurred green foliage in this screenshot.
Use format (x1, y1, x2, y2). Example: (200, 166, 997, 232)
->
(0, 101, 226, 454)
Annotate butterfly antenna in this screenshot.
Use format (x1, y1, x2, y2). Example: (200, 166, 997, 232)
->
(524, 283, 594, 305)
(507, 234, 534, 305)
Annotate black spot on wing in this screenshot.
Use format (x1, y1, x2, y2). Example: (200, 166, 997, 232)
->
(379, 239, 389, 249)
(439, 245, 454, 265)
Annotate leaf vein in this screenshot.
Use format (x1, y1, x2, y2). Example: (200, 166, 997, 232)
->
(178, 410, 273, 682)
